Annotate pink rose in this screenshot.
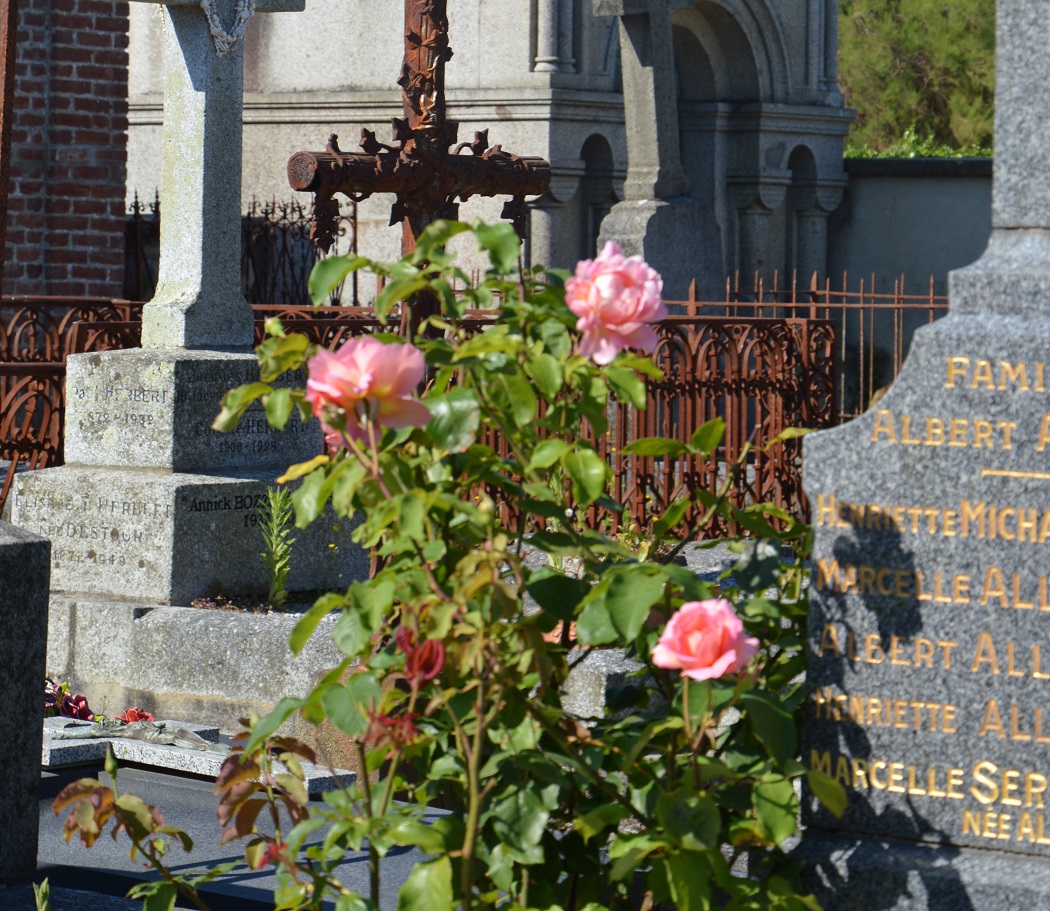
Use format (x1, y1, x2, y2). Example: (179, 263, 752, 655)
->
(565, 241, 667, 365)
(652, 599, 759, 681)
(305, 337, 431, 443)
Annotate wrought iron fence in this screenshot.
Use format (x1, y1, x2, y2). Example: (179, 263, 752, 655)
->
(125, 195, 359, 305)
(0, 294, 837, 535)
(688, 271, 949, 422)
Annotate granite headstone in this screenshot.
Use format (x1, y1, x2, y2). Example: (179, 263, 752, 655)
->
(797, 2, 1050, 907)
(0, 522, 49, 884)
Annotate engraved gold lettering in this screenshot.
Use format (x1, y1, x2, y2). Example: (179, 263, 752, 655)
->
(971, 359, 995, 389)
(872, 409, 896, 443)
(981, 567, 1009, 607)
(973, 633, 1000, 674)
(946, 356, 969, 388)
(971, 761, 1000, 803)
(979, 699, 1006, 738)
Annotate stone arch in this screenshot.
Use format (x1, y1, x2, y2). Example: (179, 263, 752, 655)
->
(671, 0, 791, 104)
(578, 133, 618, 260)
(786, 144, 827, 281)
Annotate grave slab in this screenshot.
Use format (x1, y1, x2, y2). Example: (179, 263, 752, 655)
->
(36, 764, 437, 911)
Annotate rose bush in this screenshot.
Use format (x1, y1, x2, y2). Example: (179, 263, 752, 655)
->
(58, 221, 843, 911)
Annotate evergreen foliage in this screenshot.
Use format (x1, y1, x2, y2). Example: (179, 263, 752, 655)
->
(839, 0, 995, 156)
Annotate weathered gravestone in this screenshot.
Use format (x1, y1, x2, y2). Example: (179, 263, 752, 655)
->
(12, 0, 366, 604)
(797, 2, 1050, 907)
(0, 522, 49, 883)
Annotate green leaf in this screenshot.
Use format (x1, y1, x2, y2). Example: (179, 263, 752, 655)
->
(563, 448, 608, 506)
(656, 791, 719, 850)
(575, 803, 629, 843)
(606, 365, 647, 409)
(425, 387, 480, 453)
(527, 439, 570, 472)
(753, 777, 799, 845)
(525, 566, 590, 622)
(623, 437, 688, 458)
(242, 696, 307, 753)
(291, 466, 330, 527)
(740, 691, 796, 767)
(309, 254, 370, 306)
(663, 851, 711, 911)
(141, 882, 178, 911)
(492, 787, 551, 853)
(807, 769, 848, 818)
(397, 856, 453, 911)
(527, 353, 563, 399)
(652, 498, 689, 537)
(733, 539, 781, 595)
(413, 219, 471, 256)
(690, 418, 725, 455)
(577, 567, 665, 646)
(264, 387, 293, 431)
(472, 220, 522, 273)
(376, 276, 429, 323)
(495, 371, 538, 429)
(321, 675, 381, 737)
(539, 317, 572, 359)
(289, 591, 342, 654)
(212, 382, 272, 432)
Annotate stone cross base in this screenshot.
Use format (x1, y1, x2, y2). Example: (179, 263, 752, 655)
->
(12, 348, 368, 604)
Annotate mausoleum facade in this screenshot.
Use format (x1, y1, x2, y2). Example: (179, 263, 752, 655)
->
(126, 0, 851, 292)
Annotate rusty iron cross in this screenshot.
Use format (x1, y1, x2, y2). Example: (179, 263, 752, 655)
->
(288, 0, 550, 334)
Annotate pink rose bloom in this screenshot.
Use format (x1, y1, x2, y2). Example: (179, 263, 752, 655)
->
(652, 599, 759, 681)
(565, 241, 667, 365)
(306, 337, 431, 442)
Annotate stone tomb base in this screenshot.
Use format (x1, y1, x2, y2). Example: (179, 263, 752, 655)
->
(15, 465, 365, 604)
(794, 831, 1050, 911)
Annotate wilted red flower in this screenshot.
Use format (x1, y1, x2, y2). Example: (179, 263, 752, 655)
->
(365, 709, 421, 756)
(116, 707, 154, 724)
(60, 693, 94, 721)
(395, 625, 445, 687)
(256, 840, 289, 869)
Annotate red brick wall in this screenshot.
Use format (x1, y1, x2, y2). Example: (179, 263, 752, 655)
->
(5, 1, 128, 298)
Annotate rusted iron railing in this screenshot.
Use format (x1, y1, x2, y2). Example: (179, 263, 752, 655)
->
(0, 295, 837, 535)
(0, 297, 143, 473)
(693, 271, 949, 422)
